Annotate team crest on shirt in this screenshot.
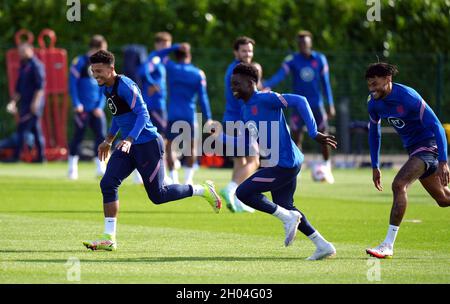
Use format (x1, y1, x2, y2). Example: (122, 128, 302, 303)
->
(251, 105, 258, 116)
(388, 117, 405, 129)
(300, 67, 315, 82)
(107, 97, 117, 115)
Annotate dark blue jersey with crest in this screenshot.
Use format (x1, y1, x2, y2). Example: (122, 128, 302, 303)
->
(239, 91, 318, 168)
(101, 75, 158, 144)
(368, 83, 447, 167)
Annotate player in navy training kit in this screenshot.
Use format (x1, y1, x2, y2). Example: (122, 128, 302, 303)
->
(68, 35, 108, 179)
(152, 43, 213, 185)
(365, 63, 450, 259)
(7, 43, 46, 163)
(133, 32, 172, 185)
(140, 32, 172, 137)
(221, 62, 337, 260)
(264, 31, 335, 183)
(82, 50, 221, 251)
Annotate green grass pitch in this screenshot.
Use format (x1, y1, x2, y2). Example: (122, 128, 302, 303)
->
(0, 162, 449, 283)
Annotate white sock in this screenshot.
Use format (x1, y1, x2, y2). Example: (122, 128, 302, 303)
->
(170, 170, 179, 184)
(192, 184, 205, 196)
(308, 231, 328, 248)
(174, 159, 181, 170)
(325, 160, 331, 168)
(95, 157, 105, 174)
(164, 166, 170, 181)
(68, 155, 79, 172)
(226, 181, 238, 194)
(184, 167, 195, 185)
(104, 217, 117, 237)
(383, 225, 399, 246)
(133, 170, 143, 184)
(272, 205, 292, 222)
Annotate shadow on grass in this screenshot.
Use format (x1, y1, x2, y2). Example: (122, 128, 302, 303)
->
(1, 210, 220, 215)
(4, 255, 431, 263)
(0, 249, 85, 253)
(4, 256, 315, 263)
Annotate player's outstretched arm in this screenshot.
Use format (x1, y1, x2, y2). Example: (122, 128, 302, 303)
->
(314, 132, 337, 149)
(420, 103, 449, 186)
(282, 94, 338, 150)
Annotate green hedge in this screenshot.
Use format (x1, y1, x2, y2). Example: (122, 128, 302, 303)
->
(1, 0, 449, 154)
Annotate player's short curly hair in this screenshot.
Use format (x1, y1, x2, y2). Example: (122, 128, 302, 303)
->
(175, 43, 191, 61)
(232, 62, 258, 83)
(89, 50, 115, 66)
(365, 62, 398, 79)
(233, 36, 255, 51)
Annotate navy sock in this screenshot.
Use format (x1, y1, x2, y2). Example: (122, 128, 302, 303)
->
(296, 211, 316, 236)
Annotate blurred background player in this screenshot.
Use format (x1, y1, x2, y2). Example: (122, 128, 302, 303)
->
(133, 32, 173, 184)
(153, 42, 213, 185)
(67, 35, 108, 179)
(6, 42, 46, 163)
(252, 62, 265, 91)
(220, 36, 259, 213)
(83, 50, 221, 251)
(263, 30, 335, 183)
(141, 32, 171, 136)
(224, 63, 337, 260)
(365, 63, 450, 259)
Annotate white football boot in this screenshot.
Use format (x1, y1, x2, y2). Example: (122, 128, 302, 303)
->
(366, 243, 393, 259)
(307, 242, 336, 260)
(283, 210, 302, 247)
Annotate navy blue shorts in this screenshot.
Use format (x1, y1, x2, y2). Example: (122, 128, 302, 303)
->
(149, 109, 167, 137)
(166, 120, 195, 141)
(290, 106, 328, 133)
(100, 136, 192, 204)
(407, 138, 439, 179)
(236, 164, 301, 213)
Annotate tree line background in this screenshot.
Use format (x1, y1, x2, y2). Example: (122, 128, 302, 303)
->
(0, 0, 449, 153)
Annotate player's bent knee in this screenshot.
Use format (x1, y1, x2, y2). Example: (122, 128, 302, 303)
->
(147, 190, 167, 205)
(235, 185, 249, 202)
(100, 177, 119, 203)
(100, 176, 113, 191)
(392, 180, 407, 193)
